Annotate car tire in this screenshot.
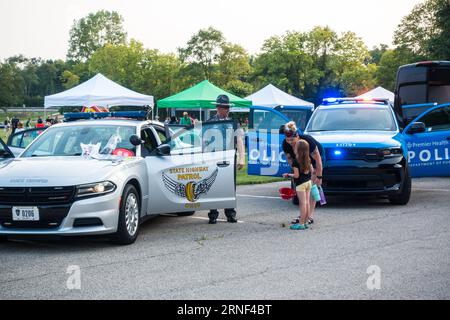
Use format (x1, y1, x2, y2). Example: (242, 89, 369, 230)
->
(389, 166, 411, 205)
(0, 235, 7, 242)
(111, 184, 140, 245)
(176, 211, 195, 217)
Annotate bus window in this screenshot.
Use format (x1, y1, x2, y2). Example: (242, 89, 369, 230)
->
(394, 61, 450, 125)
(429, 85, 450, 104)
(398, 84, 427, 105)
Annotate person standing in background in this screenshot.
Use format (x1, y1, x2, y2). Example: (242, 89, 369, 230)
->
(206, 95, 245, 224)
(180, 112, 192, 126)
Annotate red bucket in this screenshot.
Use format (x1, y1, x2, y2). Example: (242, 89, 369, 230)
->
(279, 187, 296, 200)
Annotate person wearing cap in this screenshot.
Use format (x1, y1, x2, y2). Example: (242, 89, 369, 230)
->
(180, 112, 192, 126)
(282, 121, 323, 225)
(206, 94, 245, 224)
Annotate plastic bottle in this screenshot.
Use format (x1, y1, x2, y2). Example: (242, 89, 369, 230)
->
(311, 184, 321, 202)
(319, 186, 327, 205)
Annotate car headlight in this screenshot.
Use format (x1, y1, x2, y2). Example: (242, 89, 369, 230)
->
(380, 148, 403, 157)
(75, 181, 117, 199)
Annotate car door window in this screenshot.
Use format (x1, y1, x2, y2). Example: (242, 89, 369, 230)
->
(418, 106, 450, 132)
(140, 128, 158, 157)
(9, 132, 23, 148)
(170, 121, 235, 154)
(252, 109, 287, 131)
(153, 126, 168, 144)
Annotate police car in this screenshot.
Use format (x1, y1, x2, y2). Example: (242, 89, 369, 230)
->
(303, 98, 412, 205)
(0, 112, 237, 244)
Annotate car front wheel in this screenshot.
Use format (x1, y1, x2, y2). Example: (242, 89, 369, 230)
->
(389, 166, 411, 205)
(111, 184, 140, 245)
(0, 235, 7, 242)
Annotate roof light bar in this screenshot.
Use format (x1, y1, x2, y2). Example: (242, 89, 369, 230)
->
(322, 98, 389, 105)
(64, 111, 148, 122)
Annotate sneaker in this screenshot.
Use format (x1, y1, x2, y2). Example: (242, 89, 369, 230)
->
(307, 218, 314, 225)
(291, 218, 300, 224)
(290, 224, 308, 230)
(227, 217, 238, 223)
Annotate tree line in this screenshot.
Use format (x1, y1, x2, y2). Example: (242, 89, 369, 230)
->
(0, 0, 448, 111)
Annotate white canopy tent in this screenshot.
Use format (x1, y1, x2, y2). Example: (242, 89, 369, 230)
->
(44, 73, 154, 108)
(356, 86, 394, 103)
(239, 84, 314, 112)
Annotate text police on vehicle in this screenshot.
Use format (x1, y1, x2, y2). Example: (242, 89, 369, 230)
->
(0, 111, 237, 244)
(304, 98, 412, 205)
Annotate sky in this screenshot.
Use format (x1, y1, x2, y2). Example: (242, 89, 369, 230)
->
(0, 0, 425, 61)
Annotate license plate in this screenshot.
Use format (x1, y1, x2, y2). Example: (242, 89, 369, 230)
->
(12, 207, 40, 221)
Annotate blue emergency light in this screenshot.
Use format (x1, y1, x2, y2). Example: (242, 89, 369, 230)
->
(64, 111, 148, 122)
(322, 98, 389, 105)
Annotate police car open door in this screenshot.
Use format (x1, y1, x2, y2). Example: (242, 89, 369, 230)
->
(247, 106, 291, 177)
(145, 121, 237, 214)
(402, 103, 450, 177)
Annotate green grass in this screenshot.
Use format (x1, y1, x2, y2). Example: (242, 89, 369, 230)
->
(237, 161, 284, 185)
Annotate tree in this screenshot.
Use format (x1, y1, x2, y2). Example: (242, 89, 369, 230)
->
(428, 0, 450, 59)
(61, 70, 80, 89)
(252, 26, 377, 104)
(304, 26, 339, 104)
(376, 48, 418, 91)
(393, 0, 449, 60)
(369, 44, 389, 65)
(252, 32, 313, 98)
(178, 27, 225, 80)
(89, 40, 184, 99)
(333, 31, 374, 96)
(138, 49, 184, 99)
(89, 39, 145, 89)
(0, 62, 24, 109)
(67, 10, 127, 62)
(216, 43, 252, 86)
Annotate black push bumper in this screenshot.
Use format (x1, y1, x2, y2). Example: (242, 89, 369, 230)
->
(322, 159, 406, 195)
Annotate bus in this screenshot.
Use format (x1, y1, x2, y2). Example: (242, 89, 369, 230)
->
(393, 61, 450, 177)
(394, 61, 450, 126)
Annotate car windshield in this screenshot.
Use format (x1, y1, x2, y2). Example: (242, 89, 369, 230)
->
(21, 125, 137, 158)
(307, 106, 396, 132)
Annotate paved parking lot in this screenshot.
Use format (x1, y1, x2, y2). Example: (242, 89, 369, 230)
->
(1, 177, 449, 299)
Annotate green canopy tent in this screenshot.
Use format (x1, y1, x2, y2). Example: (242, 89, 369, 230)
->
(157, 80, 251, 121)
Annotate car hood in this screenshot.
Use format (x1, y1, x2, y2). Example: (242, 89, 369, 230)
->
(0, 156, 136, 186)
(307, 131, 402, 148)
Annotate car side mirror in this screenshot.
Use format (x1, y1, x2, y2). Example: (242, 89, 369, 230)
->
(407, 122, 426, 134)
(130, 135, 144, 146)
(156, 144, 171, 156)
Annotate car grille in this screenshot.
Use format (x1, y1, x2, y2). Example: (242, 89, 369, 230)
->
(0, 186, 76, 205)
(325, 148, 384, 161)
(0, 205, 71, 229)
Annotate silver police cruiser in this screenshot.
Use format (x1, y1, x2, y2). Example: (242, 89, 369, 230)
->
(0, 112, 237, 244)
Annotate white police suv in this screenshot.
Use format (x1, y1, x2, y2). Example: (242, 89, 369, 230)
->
(304, 98, 411, 205)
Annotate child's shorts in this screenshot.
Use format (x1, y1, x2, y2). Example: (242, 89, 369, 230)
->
(296, 180, 312, 192)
